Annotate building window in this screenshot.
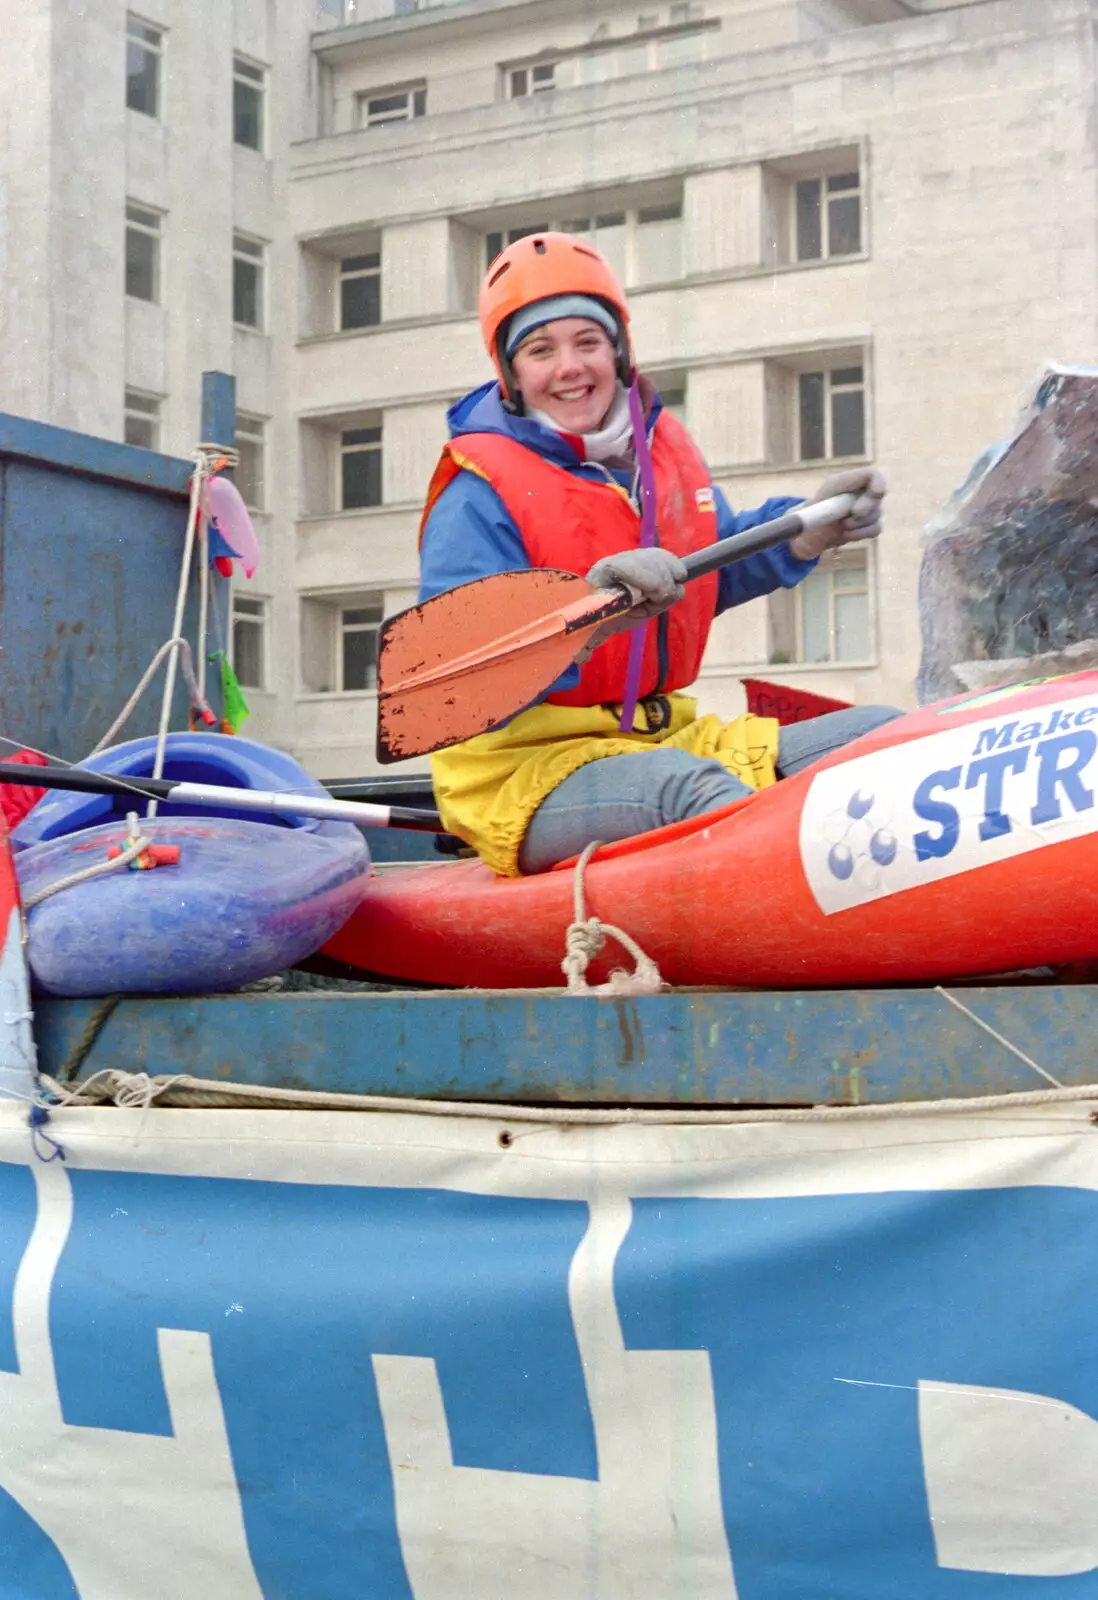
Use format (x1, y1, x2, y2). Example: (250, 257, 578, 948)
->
(509, 61, 557, 97)
(797, 365, 865, 461)
(484, 223, 551, 269)
(485, 199, 683, 285)
(563, 202, 683, 286)
(634, 203, 683, 284)
(123, 388, 160, 450)
(233, 233, 265, 329)
(234, 413, 266, 509)
(126, 15, 162, 118)
(768, 546, 872, 666)
(340, 426, 382, 509)
(798, 548, 872, 664)
(340, 253, 381, 329)
(232, 594, 267, 690)
(507, 22, 711, 95)
(357, 83, 427, 127)
(233, 55, 265, 151)
(795, 171, 862, 261)
(340, 602, 383, 691)
(561, 213, 628, 282)
(657, 380, 686, 423)
(300, 592, 385, 693)
(125, 202, 161, 302)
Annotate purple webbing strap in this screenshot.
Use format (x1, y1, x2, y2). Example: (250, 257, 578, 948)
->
(618, 380, 659, 733)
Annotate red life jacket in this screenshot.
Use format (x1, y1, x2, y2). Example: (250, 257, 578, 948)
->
(419, 410, 720, 707)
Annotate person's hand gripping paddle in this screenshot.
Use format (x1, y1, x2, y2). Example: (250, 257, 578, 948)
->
(375, 494, 856, 763)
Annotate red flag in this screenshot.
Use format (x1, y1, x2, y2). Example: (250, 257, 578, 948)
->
(742, 678, 853, 726)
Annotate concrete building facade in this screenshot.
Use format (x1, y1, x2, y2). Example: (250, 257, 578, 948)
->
(2, 0, 1095, 778)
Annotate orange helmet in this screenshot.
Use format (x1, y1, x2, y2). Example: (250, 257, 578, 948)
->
(479, 232, 632, 399)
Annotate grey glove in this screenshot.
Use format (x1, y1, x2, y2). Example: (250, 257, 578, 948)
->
(791, 467, 886, 560)
(586, 547, 688, 622)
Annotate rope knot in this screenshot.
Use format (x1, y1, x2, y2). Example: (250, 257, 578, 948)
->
(24, 813, 164, 908)
(560, 842, 666, 997)
(562, 917, 606, 988)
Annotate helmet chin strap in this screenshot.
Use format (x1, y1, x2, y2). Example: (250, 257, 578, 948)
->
(617, 377, 658, 734)
(496, 338, 523, 412)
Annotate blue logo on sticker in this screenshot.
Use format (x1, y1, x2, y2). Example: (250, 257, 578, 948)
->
(825, 789, 899, 883)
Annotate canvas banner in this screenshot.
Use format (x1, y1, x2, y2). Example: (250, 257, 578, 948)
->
(0, 1097, 1096, 1598)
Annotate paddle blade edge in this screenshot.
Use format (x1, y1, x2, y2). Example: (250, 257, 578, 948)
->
(376, 627, 594, 762)
(375, 568, 605, 764)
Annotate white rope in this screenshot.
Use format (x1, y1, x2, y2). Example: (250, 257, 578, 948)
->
(23, 813, 151, 909)
(936, 986, 1065, 1089)
(35, 1069, 1098, 1125)
(88, 637, 212, 758)
(147, 445, 236, 815)
(149, 452, 206, 812)
(198, 513, 211, 705)
(561, 842, 666, 996)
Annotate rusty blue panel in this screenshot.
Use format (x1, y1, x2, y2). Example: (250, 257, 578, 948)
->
(0, 409, 229, 760)
(32, 985, 1095, 1105)
(0, 413, 191, 497)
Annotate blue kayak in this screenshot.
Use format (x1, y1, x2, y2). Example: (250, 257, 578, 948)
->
(13, 734, 370, 997)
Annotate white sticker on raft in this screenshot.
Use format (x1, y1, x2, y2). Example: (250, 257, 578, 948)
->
(800, 694, 1098, 916)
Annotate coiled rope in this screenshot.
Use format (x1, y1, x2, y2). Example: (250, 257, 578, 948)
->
(561, 842, 665, 996)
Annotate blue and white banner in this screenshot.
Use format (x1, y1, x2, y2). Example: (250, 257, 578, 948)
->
(0, 1099, 1097, 1597)
(800, 692, 1098, 914)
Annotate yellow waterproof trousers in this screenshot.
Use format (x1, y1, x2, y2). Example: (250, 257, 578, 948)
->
(430, 694, 779, 877)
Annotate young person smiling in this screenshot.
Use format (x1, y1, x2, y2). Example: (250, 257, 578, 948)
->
(418, 233, 898, 877)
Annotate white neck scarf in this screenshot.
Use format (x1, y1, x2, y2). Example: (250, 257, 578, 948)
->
(527, 384, 635, 466)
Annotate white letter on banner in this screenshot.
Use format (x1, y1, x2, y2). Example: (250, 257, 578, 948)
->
(920, 1378, 1098, 1576)
(374, 1197, 738, 1600)
(0, 1161, 261, 1599)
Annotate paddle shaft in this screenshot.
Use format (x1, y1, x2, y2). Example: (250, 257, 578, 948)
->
(680, 493, 855, 582)
(0, 762, 443, 833)
(596, 494, 859, 621)
(552, 494, 859, 639)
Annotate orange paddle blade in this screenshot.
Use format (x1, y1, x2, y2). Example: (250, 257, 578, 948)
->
(376, 568, 628, 763)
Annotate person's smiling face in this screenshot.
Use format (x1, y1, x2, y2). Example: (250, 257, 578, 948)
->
(510, 317, 618, 432)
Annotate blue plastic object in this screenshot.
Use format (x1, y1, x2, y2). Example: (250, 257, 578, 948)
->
(13, 735, 370, 997)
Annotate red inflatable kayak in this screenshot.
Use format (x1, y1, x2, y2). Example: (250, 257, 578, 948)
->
(324, 674, 1098, 988)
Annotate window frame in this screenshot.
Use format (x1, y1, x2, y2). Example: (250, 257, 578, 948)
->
(792, 168, 863, 264)
(483, 199, 684, 286)
(502, 21, 713, 98)
(356, 82, 427, 128)
(508, 60, 558, 98)
(339, 424, 383, 511)
(232, 53, 266, 152)
(126, 13, 163, 119)
(795, 545, 875, 667)
(234, 412, 267, 510)
(123, 387, 161, 451)
(339, 252, 382, 330)
(232, 231, 266, 331)
(338, 600, 384, 693)
(796, 363, 867, 463)
(125, 201, 162, 303)
(231, 592, 268, 691)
